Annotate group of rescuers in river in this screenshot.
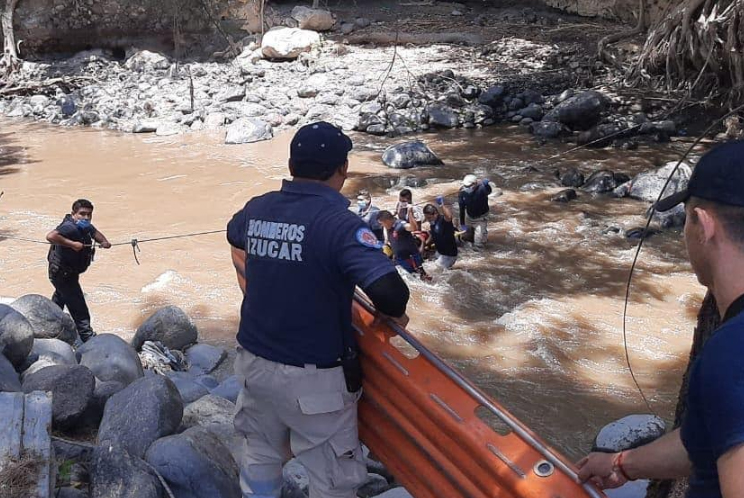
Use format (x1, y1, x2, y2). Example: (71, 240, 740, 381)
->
(44, 121, 744, 498)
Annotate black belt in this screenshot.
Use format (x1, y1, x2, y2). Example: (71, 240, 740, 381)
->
(284, 359, 342, 369)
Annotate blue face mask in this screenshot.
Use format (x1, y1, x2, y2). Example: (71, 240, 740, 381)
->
(76, 219, 91, 231)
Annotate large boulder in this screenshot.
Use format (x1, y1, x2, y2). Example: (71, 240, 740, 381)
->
(0, 304, 34, 367)
(10, 294, 78, 345)
(382, 141, 443, 169)
(124, 50, 170, 72)
(90, 445, 163, 498)
(210, 375, 241, 403)
(291, 6, 335, 31)
(22, 364, 95, 431)
(224, 118, 273, 145)
(145, 426, 240, 498)
(132, 306, 198, 352)
(427, 105, 459, 128)
(261, 27, 320, 60)
(582, 170, 617, 193)
(530, 120, 564, 139)
(615, 161, 693, 203)
(166, 372, 210, 404)
(21, 338, 77, 377)
(560, 168, 585, 188)
(593, 414, 665, 452)
(98, 375, 183, 458)
(0, 353, 21, 392)
(477, 85, 505, 107)
(185, 344, 227, 375)
(543, 90, 608, 130)
(82, 380, 127, 429)
(79, 334, 144, 386)
(181, 395, 241, 460)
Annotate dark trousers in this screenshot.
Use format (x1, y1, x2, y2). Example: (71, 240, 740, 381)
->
(49, 264, 94, 340)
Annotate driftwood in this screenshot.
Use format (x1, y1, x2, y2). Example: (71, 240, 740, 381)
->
(645, 291, 720, 498)
(0, 76, 98, 96)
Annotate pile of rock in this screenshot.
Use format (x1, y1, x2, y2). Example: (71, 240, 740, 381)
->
(0, 295, 410, 498)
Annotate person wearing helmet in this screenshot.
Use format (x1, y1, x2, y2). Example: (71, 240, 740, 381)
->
(458, 174, 492, 248)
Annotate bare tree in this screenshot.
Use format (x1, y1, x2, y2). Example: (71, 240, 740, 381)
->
(1, 0, 20, 71)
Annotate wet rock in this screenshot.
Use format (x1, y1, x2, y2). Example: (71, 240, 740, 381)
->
(132, 306, 199, 352)
(468, 104, 494, 125)
(356, 113, 385, 131)
(0, 353, 21, 392)
(155, 122, 183, 136)
(530, 121, 563, 139)
(477, 85, 505, 107)
(82, 380, 126, 429)
(125, 50, 170, 72)
(382, 141, 443, 169)
(91, 445, 163, 498)
(543, 90, 608, 130)
(355, 17, 371, 28)
(395, 176, 428, 188)
(145, 426, 240, 498)
(291, 6, 335, 31)
(651, 203, 686, 229)
(366, 124, 387, 135)
(390, 93, 411, 109)
(79, 334, 144, 386)
(551, 189, 577, 203)
(22, 364, 95, 431)
(625, 227, 659, 240)
(0, 303, 34, 367)
(341, 22, 355, 34)
(57, 96, 77, 117)
(185, 343, 227, 376)
(614, 172, 631, 185)
(225, 118, 273, 145)
(20, 337, 77, 376)
(204, 112, 226, 130)
(210, 375, 241, 403)
(168, 371, 210, 404)
(616, 161, 692, 203)
(427, 105, 458, 128)
(182, 394, 235, 429)
(98, 375, 183, 458)
(593, 414, 665, 452)
(560, 168, 585, 188)
(133, 120, 160, 133)
(262, 27, 320, 60)
(11, 293, 78, 345)
(517, 103, 543, 120)
(461, 85, 479, 99)
(582, 170, 617, 193)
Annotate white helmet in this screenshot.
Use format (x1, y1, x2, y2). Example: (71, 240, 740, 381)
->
(462, 174, 477, 187)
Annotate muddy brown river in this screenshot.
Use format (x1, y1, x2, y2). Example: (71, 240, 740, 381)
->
(0, 120, 703, 459)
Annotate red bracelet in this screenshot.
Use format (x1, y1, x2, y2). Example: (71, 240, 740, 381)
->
(614, 451, 634, 481)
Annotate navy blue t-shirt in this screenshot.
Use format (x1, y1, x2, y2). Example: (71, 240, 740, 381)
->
(47, 214, 97, 273)
(458, 183, 492, 225)
(681, 299, 744, 498)
(430, 214, 457, 257)
(388, 220, 419, 260)
(226, 180, 396, 366)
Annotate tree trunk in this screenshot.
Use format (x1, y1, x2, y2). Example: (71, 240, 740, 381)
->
(1, 0, 20, 69)
(645, 291, 720, 498)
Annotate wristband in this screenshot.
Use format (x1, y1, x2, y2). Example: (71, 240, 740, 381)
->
(614, 451, 634, 481)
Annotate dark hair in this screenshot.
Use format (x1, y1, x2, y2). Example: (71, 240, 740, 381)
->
(423, 204, 439, 215)
(378, 210, 395, 221)
(72, 199, 94, 212)
(688, 196, 744, 245)
(399, 189, 412, 200)
(289, 159, 343, 181)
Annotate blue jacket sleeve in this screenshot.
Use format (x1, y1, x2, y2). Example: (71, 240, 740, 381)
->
(336, 216, 397, 288)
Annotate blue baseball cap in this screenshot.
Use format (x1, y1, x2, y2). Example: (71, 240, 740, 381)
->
(290, 121, 353, 179)
(656, 140, 744, 211)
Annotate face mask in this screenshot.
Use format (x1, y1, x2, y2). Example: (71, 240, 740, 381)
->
(399, 202, 408, 209)
(76, 219, 91, 231)
(357, 200, 368, 209)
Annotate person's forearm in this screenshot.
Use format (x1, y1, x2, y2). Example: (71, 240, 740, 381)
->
(230, 246, 247, 295)
(46, 231, 78, 249)
(94, 231, 110, 245)
(624, 429, 692, 480)
(364, 272, 409, 318)
(442, 204, 454, 221)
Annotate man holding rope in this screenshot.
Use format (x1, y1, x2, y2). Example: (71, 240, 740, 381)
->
(577, 141, 744, 498)
(46, 199, 111, 343)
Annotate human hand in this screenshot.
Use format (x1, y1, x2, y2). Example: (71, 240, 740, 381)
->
(576, 452, 628, 489)
(71, 241, 84, 252)
(101, 241, 112, 249)
(436, 196, 444, 206)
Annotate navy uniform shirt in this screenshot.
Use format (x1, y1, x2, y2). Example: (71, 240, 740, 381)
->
(226, 180, 397, 367)
(681, 295, 744, 498)
(47, 214, 96, 273)
(388, 220, 419, 260)
(458, 183, 492, 225)
(430, 215, 457, 257)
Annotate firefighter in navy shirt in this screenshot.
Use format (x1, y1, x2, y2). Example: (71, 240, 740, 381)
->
(227, 122, 410, 498)
(46, 199, 111, 343)
(458, 174, 492, 248)
(423, 197, 458, 269)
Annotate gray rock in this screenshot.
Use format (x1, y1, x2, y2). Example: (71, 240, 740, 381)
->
(125, 50, 170, 72)
(29, 337, 76, 365)
(355, 17, 371, 28)
(217, 85, 246, 103)
(517, 103, 543, 120)
(593, 414, 665, 452)
(98, 375, 183, 458)
(155, 123, 183, 137)
(29, 94, 50, 108)
(262, 27, 320, 60)
(551, 189, 577, 203)
(543, 90, 608, 130)
(225, 118, 273, 145)
(651, 203, 687, 229)
(291, 6, 335, 31)
(350, 87, 377, 102)
(478, 85, 505, 107)
(619, 161, 692, 203)
(22, 364, 95, 431)
(382, 141, 443, 169)
(181, 394, 235, 429)
(0, 303, 34, 367)
(79, 334, 144, 386)
(57, 487, 88, 498)
(583, 170, 617, 193)
(145, 426, 240, 498)
(297, 86, 319, 98)
(133, 120, 160, 133)
(358, 474, 390, 498)
(57, 96, 77, 117)
(91, 445, 163, 498)
(132, 306, 199, 352)
(341, 23, 355, 35)
(210, 375, 241, 403)
(530, 120, 564, 139)
(204, 113, 226, 130)
(390, 93, 411, 109)
(194, 374, 219, 390)
(427, 105, 459, 128)
(223, 102, 268, 119)
(366, 124, 387, 135)
(0, 352, 21, 392)
(560, 168, 585, 188)
(186, 344, 227, 376)
(167, 371, 210, 404)
(82, 380, 127, 429)
(11, 293, 78, 345)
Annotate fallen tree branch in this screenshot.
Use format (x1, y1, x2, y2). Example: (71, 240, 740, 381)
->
(0, 76, 98, 96)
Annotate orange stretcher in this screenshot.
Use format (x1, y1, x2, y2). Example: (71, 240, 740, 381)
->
(352, 293, 606, 498)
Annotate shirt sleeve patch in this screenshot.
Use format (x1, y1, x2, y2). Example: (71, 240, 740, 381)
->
(356, 227, 383, 249)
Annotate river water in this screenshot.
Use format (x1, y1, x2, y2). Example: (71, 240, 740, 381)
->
(0, 120, 703, 460)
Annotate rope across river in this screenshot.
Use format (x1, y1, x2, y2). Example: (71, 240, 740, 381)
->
(1, 229, 227, 265)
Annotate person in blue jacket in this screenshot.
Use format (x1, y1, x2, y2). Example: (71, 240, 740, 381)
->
(458, 174, 492, 248)
(577, 141, 744, 498)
